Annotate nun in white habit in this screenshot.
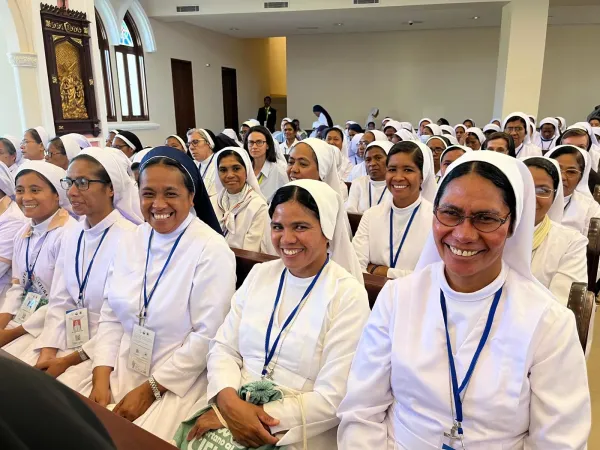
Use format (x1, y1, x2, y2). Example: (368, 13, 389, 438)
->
(211, 147, 269, 252)
(347, 130, 390, 182)
(0, 163, 26, 312)
(338, 151, 591, 449)
(502, 111, 542, 158)
(533, 117, 560, 151)
(78, 147, 236, 441)
(345, 141, 393, 214)
(547, 145, 600, 236)
(189, 179, 370, 450)
(17, 148, 143, 378)
(1, 135, 24, 175)
(352, 141, 437, 279)
(0, 162, 76, 357)
(523, 157, 587, 306)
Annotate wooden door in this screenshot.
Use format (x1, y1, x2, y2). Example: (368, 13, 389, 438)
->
(221, 67, 239, 132)
(171, 59, 196, 138)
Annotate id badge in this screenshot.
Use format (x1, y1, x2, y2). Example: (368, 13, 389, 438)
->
(66, 308, 90, 348)
(13, 292, 42, 324)
(440, 434, 460, 450)
(127, 324, 155, 377)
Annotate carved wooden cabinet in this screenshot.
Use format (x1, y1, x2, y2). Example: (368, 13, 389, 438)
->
(40, 3, 100, 136)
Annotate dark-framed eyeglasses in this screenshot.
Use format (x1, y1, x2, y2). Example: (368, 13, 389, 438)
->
(434, 207, 511, 233)
(247, 140, 266, 148)
(187, 139, 207, 148)
(44, 150, 64, 159)
(60, 177, 109, 191)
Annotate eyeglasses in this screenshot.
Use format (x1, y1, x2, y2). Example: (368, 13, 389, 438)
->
(434, 207, 511, 233)
(358, 141, 369, 147)
(187, 139, 207, 148)
(430, 147, 445, 155)
(248, 140, 266, 148)
(44, 150, 64, 158)
(60, 177, 109, 191)
(505, 127, 524, 133)
(535, 186, 556, 199)
(20, 140, 35, 146)
(559, 167, 582, 179)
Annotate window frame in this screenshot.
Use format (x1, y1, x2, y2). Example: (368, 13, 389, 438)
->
(95, 10, 116, 122)
(114, 12, 149, 121)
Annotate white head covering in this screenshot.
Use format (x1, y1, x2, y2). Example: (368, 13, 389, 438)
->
(593, 127, 600, 139)
(348, 133, 364, 164)
(333, 125, 351, 158)
(213, 146, 265, 200)
(546, 145, 593, 199)
(411, 141, 437, 202)
(280, 117, 293, 131)
(285, 179, 363, 284)
(572, 121, 600, 147)
(416, 151, 539, 284)
(556, 117, 567, 133)
(440, 125, 456, 137)
(289, 138, 346, 200)
(366, 108, 379, 127)
(366, 140, 394, 155)
(466, 127, 486, 148)
(33, 126, 49, 148)
(399, 121, 414, 132)
(521, 156, 564, 223)
(423, 123, 442, 136)
(0, 162, 15, 197)
(454, 124, 467, 134)
(483, 124, 501, 133)
(63, 133, 91, 148)
(383, 120, 401, 133)
(131, 148, 153, 164)
(502, 112, 534, 144)
(418, 118, 432, 128)
(381, 118, 393, 127)
(166, 134, 188, 150)
(16, 160, 70, 210)
(242, 119, 261, 128)
(394, 129, 416, 142)
(491, 118, 502, 125)
(78, 147, 144, 224)
(2, 135, 23, 165)
(364, 130, 388, 142)
(538, 118, 560, 137)
(58, 135, 82, 161)
(439, 144, 472, 167)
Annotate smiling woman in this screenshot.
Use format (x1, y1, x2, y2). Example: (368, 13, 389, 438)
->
(338, 151, 591, 449)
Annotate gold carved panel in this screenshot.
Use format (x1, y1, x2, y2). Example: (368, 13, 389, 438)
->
(55, 40, 88, 120)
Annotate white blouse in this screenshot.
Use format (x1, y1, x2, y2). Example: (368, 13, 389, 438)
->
(281, 139, 298, 155)
(345, 176, 390, 214)
(562, 190, 600, 237)
(531, 221, 588, 306)
(198, 154, 217, 198)
(515, 143, 543, 158)
(258, 160, 289, 203)
(346, 163, 366, 183)
(338, 261, 591, 449)
(206, 259, 370, 450)
(0, 197, 27, 311)
(352, 196, 433, 278)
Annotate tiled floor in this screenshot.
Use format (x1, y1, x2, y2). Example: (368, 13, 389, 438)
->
(588, 314, 599, 446)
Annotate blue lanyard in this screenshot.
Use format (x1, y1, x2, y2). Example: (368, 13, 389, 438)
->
(515, 144, 523, 157)
(389, 204, 420, 268)
(201, 154, 215, 180)
(368, 182, 386, 208)
(25, 233, 48, 290)
(440, 287, 503, 438)
(140, 226, 188, 324)
(262, 256, 329, 377)
(75, 228, 110, 306)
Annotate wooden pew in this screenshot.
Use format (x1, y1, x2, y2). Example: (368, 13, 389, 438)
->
(345, 181, 351, 193)
(586, 218, 600, 294)
(567, 282, 596, 354)
(348, 213, 362, 237)
(233, 248, 387, 308)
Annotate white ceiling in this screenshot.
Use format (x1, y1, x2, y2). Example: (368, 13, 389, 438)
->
(150, 1, 600, 38)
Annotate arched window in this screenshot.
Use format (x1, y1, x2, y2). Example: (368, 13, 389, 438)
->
(114, 12, 148, 121)
(96, 10, 116, 122)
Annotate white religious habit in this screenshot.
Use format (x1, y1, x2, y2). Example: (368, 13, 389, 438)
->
(338, 151, 591, 450)
(257, 160, 289, 204)
(78, 213, 236, 441)
(211, 147, 270, 252)
(502, 111, 543, 158)
(345, 176, 390, 214)
(201, 180, 370, 450)
(198, 154, 217, 199)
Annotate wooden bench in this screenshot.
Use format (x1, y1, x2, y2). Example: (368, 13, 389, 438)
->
(567, 282, 596, 354)
(233, 248, 387, 308)
(586, 218, 600, 294)
(348, 213, 362, 237)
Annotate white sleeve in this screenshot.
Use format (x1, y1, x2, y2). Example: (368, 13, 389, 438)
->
(345, 182, 360, 213)
(242, 203, 269, 253)
(525, 307, 591, 449)
(386, 267, 413, 279)
(352, 212, 371, 271)
(548, 234, 588, 306)
(152, 238, 236, 398)
(337, 282, 395, 449)
(263, 286, 370, 444)
(1, 240, 24, 316)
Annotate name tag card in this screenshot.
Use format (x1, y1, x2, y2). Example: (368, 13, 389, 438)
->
(13, 292, 42, 325)
(127, 324, 155, 377)
(66, 308, 90, 348)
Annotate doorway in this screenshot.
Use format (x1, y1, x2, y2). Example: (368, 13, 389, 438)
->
(221, 67, 239, 132)
(171, 58, 196, 138)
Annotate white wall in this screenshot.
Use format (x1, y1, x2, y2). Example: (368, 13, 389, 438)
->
(132, 19, 269, 145)
(0, 38, 21, 136)
(287, 24, 600, 130)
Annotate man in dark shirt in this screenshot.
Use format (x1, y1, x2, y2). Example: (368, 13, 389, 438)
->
(257, 96, 277, 132)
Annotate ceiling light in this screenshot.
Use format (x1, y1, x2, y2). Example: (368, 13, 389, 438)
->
(334, 23, 344, 26)
(471, 16, 479, 20)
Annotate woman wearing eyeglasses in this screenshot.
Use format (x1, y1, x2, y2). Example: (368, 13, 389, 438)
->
(547, 145, 600, 236)
(45, 135, 81, 170)
(502, 112, 542, 158)
(243, 126, 288, 203)
(0, 162, 76, 353)
(523, 157, 587, 306)
(339, 151, 591, 449)
(14, 148, 143, 386)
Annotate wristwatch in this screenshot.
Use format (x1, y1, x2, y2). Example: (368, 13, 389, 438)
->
(77, 347, 89, 362)
(148, 376, 162, 401)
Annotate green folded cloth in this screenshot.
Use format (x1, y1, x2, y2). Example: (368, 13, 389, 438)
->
(172, 380, 284, 450)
